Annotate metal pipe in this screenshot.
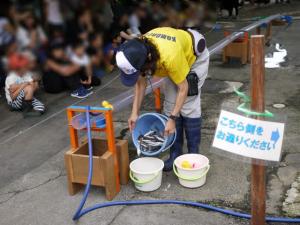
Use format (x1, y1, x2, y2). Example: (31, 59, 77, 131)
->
(208, 31, 244, 56)
(110, 14, 282, 112)
(209, 14, 281, 55)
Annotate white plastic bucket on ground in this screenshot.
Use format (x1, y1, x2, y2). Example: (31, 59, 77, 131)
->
(129, 157, 164, 192)
(173, 154, 210, 188)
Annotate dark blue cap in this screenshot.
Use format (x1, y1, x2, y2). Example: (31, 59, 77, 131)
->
(116, 39, 148, 87)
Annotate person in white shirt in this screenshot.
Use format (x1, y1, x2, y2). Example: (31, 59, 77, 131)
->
(128, 5, 147, 36)
(43, 0, 64, 27)
(69, 39, 100, 89)
(16, 12, 47, 51)
(43, 0, 65, 38)
(5, 53, 45, 117)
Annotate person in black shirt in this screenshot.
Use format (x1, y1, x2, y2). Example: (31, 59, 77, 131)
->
(43, 41, 97, 98)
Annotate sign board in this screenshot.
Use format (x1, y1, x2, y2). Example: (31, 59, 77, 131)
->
(213, 110, 285, 161)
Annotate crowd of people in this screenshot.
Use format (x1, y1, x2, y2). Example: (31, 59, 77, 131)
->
(0, 0, 291, 117)
(0, 0, 212, 117)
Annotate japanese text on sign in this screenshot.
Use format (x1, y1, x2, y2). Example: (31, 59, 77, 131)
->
(212, 110, 285, 161)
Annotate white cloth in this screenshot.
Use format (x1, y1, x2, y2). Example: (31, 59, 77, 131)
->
(70, 53, 90, 66)
(44, 0, 63, 25)
(16, 26, 47, 50)
(5, 72, 33, 103)
(187, 28, 209, 59)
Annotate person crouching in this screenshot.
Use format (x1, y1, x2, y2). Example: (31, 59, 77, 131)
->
(5, 53, 45, 117)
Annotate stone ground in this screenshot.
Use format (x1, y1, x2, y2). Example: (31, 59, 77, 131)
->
(283, 175, 300, 217)
(0, 3, 300, 225)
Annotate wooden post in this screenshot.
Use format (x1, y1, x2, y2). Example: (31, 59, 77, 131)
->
(250, 35, 266, 225)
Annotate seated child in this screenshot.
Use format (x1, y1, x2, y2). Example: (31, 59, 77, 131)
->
(86, 32, 105, 78)
(69, 39, 101, 90)
(43, 40, 92, 98)
(5, 53, 45, 117)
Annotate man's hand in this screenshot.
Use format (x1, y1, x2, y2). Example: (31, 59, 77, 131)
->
(128, 113, 139, 132)
(164, 119, 176, 136)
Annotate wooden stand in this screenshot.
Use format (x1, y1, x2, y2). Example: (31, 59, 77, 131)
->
(271, 19, 288, 26)
(64, 106, 129, 200)
(223, 31, 250, 64)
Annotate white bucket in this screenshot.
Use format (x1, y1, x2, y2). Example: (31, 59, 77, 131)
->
(130, 157, 164, 192)
(174, 154, 210, 188)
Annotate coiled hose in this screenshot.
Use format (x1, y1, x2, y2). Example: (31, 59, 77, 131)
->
(72, 107, 300, 223)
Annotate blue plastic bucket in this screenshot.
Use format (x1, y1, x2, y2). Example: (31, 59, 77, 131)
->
(132, 113, 177, 156)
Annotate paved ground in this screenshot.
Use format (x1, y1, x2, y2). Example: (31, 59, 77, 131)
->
(0, 3, 300, 225)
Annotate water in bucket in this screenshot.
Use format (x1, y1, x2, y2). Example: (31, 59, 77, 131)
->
(132, 113, 177, 156)
(71, 113, 106, 130)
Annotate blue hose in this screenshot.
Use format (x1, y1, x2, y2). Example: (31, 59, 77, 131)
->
(72, 107, 300, 223)
(72, 106, 94, 220)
